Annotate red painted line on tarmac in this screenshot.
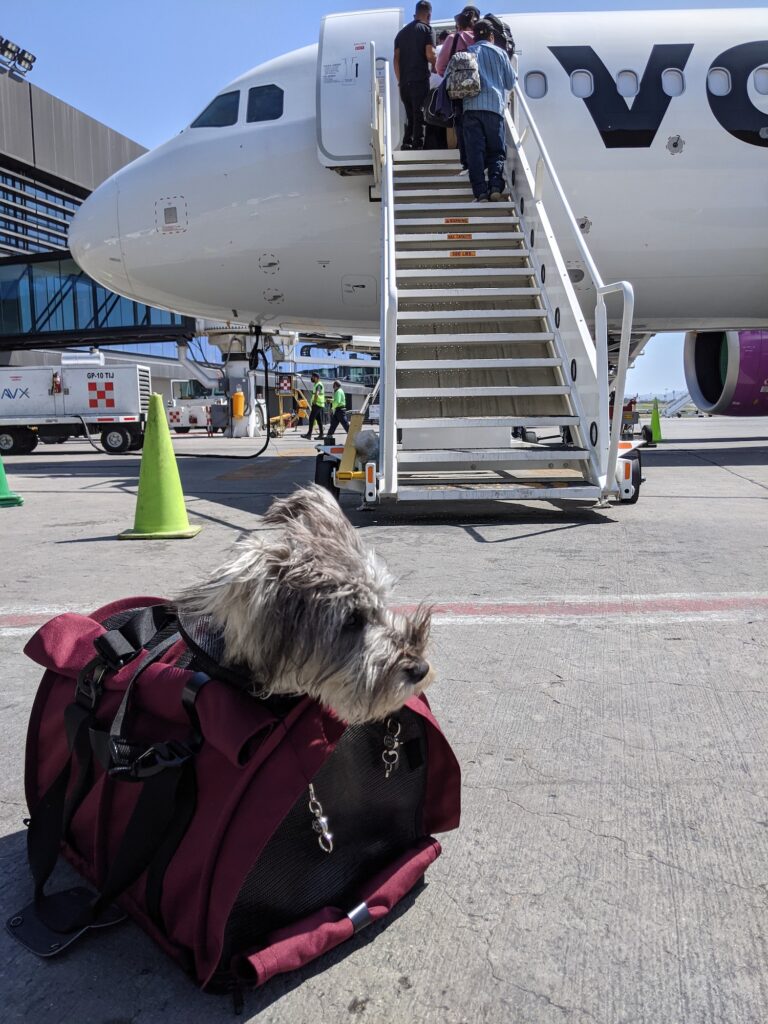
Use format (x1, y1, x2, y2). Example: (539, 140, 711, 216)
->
(3, 594, 768, 633)
(0, 614, 50, 628)
(397, 595, 768, 618)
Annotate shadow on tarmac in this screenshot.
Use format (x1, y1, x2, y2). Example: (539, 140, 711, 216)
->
(1, 826, 426, 1020)
(643, 445, 768, 470)
(346, 501, 616, 533)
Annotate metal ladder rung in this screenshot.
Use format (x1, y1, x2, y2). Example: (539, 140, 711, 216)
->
(398, 288, 541, 301)
(396, 333, 555, 345)
(396, 358, 561, 370)
(398, 386, 571, 399)
(397, 415, 579, 429)
(397, 267, 533, 279)
(398, 309, 549, 322)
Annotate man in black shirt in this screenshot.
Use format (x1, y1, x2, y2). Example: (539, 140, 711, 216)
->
(394, 1, 436, 150)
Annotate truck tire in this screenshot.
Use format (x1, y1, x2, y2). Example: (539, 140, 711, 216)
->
(619, 452, 642, 505)
(101, 426, 132, 455)
(314, 454, 340, 500)
(0, 428, 37, 455)
(128, 431, 144, 452)
(174, 427, 191, 434)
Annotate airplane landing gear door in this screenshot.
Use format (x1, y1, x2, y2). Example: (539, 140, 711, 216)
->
(317, 8, 403, 169)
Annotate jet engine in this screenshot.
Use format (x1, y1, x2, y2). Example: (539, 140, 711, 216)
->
(684, 330, 768, 416)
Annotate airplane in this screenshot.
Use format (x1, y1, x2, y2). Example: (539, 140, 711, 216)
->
(68, 7, 768, 417)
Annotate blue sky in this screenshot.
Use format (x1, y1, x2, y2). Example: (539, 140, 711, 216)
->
(6, 0, 762, 392)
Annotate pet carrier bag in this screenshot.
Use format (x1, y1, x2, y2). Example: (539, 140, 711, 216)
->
(8, 598, 461, 1002)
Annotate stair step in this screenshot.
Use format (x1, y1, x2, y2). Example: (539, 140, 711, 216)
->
(393, 482, 601, 502)
(398, 309, 548, 323)
(393, 176, 471, 186)
(397, 267, 533, 280)
(393, 151, 461, 163)
(396, 249, 530, 266)
(398, 288, 541, 302)
(398, 416, 579, 429)
(396, 358, 561, 371)
(397, 333, 555, 346)
(397, 386, 570, 399)
(393, 189, 475, 201)
(398, 448, 589, 465)
(396, 216, 519, 230)
(396, 232, 525, 247)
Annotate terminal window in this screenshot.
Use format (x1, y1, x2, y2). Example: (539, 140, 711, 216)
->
(0, 168, 79, 256)
(247, 85, 284, 123)
(191, 91, 240, 128)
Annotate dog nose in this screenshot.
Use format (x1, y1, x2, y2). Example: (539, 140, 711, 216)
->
(404, 659, 430, 685)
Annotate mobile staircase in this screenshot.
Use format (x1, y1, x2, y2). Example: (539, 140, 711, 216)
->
(329, 56, 640, 508)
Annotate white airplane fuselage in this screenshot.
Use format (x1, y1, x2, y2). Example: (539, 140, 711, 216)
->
(69, 8, 768, 336)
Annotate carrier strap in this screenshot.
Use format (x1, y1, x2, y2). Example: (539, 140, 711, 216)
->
(22, 601, 210, 942)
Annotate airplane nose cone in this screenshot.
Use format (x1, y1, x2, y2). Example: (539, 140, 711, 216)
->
(69, 177, 133, 295)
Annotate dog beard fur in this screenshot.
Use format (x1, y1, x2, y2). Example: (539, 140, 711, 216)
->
(176, 485, 434, 724)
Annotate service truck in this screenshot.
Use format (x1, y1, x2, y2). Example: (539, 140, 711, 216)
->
(0, 365, 150, 455)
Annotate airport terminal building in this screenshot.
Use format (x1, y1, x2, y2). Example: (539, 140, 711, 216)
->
(0, 64, 204, 391)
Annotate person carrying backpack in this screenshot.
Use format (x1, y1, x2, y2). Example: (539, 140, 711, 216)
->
(462, 19, 517, 202)
(435, 7, 480, 172)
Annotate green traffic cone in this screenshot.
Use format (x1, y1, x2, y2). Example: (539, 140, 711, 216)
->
(0, 453, 23, 507)
(651, 398, 663, 443)
(119, 394, 201, 540)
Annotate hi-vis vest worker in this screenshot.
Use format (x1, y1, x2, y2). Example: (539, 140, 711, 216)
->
(332, 385, 346, 410)
(312, 380, 326, 408)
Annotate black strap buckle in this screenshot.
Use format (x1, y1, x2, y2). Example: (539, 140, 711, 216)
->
(93, 629, 141, 672)
(108, 739, 194, 780)
(75, 658, 108, 711)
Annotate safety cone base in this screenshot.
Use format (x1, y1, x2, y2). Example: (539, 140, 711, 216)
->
(119, 524, 201, 541)
(0, 493, 23, 507)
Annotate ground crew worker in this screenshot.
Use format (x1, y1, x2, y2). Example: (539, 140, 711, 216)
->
(328, 380, 350, 435)
(302, 373, 326, 440)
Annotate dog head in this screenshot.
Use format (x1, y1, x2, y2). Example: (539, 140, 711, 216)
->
(177, 486, 433, 723)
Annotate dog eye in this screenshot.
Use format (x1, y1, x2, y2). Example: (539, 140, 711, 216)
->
(342, 611, 364, 632)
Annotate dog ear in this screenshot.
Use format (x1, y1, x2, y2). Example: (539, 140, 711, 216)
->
(263, 485, 355, 539)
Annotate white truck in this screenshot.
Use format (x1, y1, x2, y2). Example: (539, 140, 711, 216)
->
(0, 364, 150, 455)
(166, 377, 228, 435)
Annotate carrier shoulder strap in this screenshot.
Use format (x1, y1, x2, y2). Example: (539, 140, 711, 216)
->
(20, 606, 205, 945)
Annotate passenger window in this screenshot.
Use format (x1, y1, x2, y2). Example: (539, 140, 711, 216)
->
(524, 72, 547, 99)
(662, 69, 685, 97)
(570, 70, 594, 99)
(754, 66, 768, 96)
(191, 91, 240, 128)
(707, 68, 732, 97)
(617, 70, 639, 98)
(247, 84, 285, 122)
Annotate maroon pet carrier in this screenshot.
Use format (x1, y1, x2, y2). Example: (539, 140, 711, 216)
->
(8, 598, 461, 1003)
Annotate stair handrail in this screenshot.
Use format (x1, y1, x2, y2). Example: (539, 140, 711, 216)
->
(374, 56, 398, 497)
(506, 87, 635, 494)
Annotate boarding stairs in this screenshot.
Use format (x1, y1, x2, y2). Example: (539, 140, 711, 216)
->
(372, 59, 635, 506)
(663, 391, 692, 417)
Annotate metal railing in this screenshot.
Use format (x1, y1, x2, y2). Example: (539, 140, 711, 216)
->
(373, 56, 398, 497)
(506, 86, 635, 495)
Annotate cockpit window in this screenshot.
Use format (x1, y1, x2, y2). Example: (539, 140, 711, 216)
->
(191, 91, 240, 128)
(247, 85, 284, 123)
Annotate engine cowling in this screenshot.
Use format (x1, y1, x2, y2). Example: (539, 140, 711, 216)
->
(684, 330, 768, 416)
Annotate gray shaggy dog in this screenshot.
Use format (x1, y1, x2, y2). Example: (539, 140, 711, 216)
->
(177, 485, 433, 724)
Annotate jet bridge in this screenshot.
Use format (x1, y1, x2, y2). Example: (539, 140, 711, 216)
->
(315, 21, 642, 507)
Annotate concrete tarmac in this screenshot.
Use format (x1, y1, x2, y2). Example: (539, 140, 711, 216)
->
(1, 417, 767, 1023)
